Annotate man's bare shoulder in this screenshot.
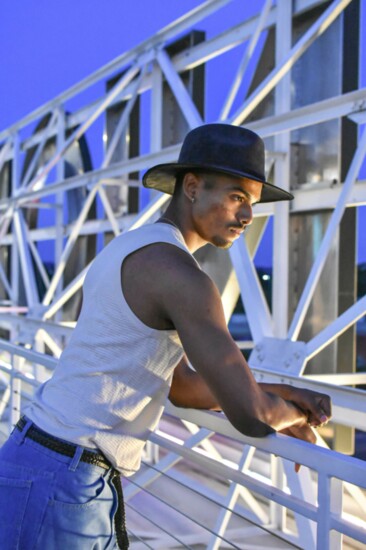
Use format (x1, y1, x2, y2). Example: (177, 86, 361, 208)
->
(121, 242, 217, 329)
(125, 242, 205, 284)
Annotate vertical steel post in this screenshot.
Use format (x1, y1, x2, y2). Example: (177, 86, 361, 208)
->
(9, 135, 22, 430)
(55, 107, 65, 317)
(317, 474, 343, 549)
(10, 134, 20, 308)
(151, 61, 163, 154)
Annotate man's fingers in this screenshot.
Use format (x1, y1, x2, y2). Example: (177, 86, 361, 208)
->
(279, 423, 318, 472)
(319, 395, 332, 419)
(281, 424, 316, 444)
(307, 395, 332, 427)
(301, 424, 317, 444)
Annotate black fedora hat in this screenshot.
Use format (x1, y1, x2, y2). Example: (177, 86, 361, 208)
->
(143, 124, 293, 203)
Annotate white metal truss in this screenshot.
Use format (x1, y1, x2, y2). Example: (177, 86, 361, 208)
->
(0, 1, 365, 548)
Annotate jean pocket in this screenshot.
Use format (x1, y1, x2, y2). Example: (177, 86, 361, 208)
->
(35, 473, 116, 549)
(51, 467, 109, 509)
(0, 476, 32, 550)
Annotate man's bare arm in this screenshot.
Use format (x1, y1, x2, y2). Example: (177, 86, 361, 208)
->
(159, 250, 316, 438)
(123, 243, 329, 441)
(169, 360, 330, 430)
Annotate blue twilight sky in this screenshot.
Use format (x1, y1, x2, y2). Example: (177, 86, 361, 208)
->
(0, 0, 365, 266)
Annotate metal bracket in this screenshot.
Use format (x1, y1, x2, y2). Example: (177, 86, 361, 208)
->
(249, 337, 307, 376)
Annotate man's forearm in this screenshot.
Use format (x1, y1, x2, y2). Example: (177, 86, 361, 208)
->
(169, 358, 221, 410)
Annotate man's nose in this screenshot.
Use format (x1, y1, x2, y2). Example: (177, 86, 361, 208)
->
(238, 203, 253, 226)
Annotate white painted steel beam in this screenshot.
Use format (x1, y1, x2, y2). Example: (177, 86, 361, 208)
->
(0, 144, 181, 210)
(306, 296, 366, 362)
(25, 226, 50, 290)
(12, 210, 39, 308)
(0, 263, 14, 302)
(42, 186, 98, 306)
(150, 430, 319, 522)
(246, 88, 366, 137)
(41, 193, 169, 320)
(0, 140, 12, 174)
(0, 313, 73, 340)
(305, 372, 366, 385)
(291, 180, 366, 211)
(150, 62, 163, 154)
(42, 267, 88, 321)
(20, 110, 58, 188)
(165, 404, 366, 485)
(230, 237, 273, 341)
(156, 49, 203, 129)
(124, 428, 214, 501)
(229, 0, 353, 125)
(25, 59, 145, 196)
(9, 134, 20, 307)
(55, 106, 65, 303)
(272, 0, 291, 340)
(317, 476, 343, 549)
(103, 66, 147, 168)
(207, 446, 266, 550)
(220, 0, 273, 120)
(0, 338, 57, 369)
(288, 127, 366, 340)
(2, 181, 366, 248)
(98, 66, 149, 237)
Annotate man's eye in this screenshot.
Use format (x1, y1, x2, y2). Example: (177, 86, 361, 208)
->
(233, 195, 244, 202)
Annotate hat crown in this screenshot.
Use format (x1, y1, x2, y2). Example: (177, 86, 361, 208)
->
(142, 123, 293, 203)
(178, 124, 265, 182)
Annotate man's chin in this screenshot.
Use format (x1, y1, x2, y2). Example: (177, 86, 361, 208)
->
(211, 237, 234, 250)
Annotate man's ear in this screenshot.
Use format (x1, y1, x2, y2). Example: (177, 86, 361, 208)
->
(182, 172, 200, 203)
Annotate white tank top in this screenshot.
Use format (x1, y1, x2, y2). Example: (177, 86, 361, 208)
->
(26, 223, 198, 475)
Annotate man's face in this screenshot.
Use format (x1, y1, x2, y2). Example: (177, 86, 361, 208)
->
(191, 173, 262, 249)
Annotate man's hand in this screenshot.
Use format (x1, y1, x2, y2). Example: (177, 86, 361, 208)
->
(259, 383, 332, 428)
(259, 384, 331, 472)
(279, 417, 317, 472)
(287, 387, 331, 428)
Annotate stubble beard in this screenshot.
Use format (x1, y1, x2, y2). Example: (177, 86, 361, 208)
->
(211, 235, 234, 249)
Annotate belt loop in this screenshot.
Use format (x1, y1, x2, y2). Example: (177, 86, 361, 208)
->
(15, 416, 33, 444)
(68, 445, 84, 471)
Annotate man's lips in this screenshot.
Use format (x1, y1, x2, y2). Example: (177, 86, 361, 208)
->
(228, 226, 245, 237)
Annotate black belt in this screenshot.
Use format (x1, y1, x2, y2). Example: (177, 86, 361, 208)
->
(16, 417, 129, 549)
(16, 416, 111, 469)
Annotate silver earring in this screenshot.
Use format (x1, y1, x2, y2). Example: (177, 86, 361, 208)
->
(191, 197, 195, 204)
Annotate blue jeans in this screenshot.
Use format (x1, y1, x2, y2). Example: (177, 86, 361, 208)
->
(0, 418, 118, 549)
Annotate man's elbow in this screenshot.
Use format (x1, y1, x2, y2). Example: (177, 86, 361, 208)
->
(168, 393, 183, 408)
(228, 412, 275, 438)
(168, 391, 192, 409)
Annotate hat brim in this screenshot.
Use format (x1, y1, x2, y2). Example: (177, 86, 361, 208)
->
(142, 163, 293, 203)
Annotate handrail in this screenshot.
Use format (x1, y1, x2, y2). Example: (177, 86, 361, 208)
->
(0, 337, 365, 547)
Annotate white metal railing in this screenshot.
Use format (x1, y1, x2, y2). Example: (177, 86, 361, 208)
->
(0, 341, 365, 549)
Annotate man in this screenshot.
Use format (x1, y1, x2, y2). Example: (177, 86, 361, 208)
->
(0, 124, 331, 549)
